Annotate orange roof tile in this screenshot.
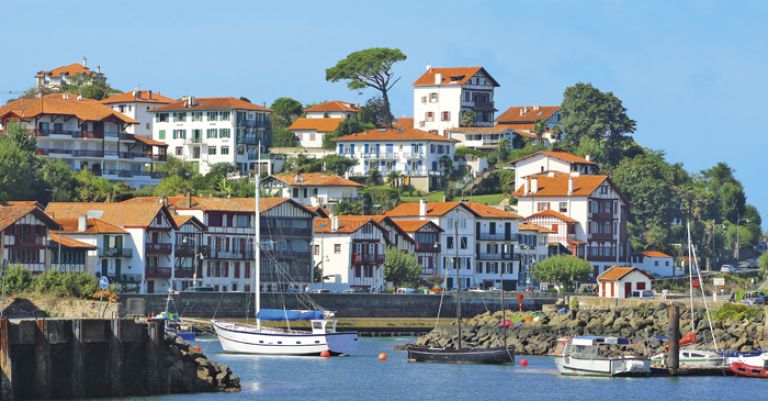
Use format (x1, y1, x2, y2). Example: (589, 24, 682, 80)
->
(314, 216, 382, 234)
(495, 124, 537, 138)
(384, 201, 472, 218)
(597, 266, 654, 282)
(413, 67, 499, 87)
(393, 117, 413, 130)
(124, 196, 306, 214)
(55, 217, 128, 234)
(101, 90, 175, 105)
(496, 106, 560, 123)
(150, 97, 271, 113)
(524, 209, 578, 224)
(269, 173, 365, 188)
(288, 118, 344, 133)
(305, 205, 330, 218)
(0, 95, 138, 124)
(513, 151, 597, 166)
(305, 101, 359, 113)
(133, 135, 168, 147)
(390, 219, 443, 233)
(463, 202, 521, 219)
(641, 250, 672, 258)
(35, 63, 98, 78)
(334, 128, 458, 143)
(447, 125, 517, 134)
(49, 233, 96, 249)
(0, 201, 59, 232)
(518, 223, 554, 233)
(514, 175, 608, 198)
(45, 202, 174, 229)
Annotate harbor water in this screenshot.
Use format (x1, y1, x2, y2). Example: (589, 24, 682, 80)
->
(92, 337, 766, 401)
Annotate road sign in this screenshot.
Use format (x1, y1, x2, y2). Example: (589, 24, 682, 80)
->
(713, 277, 725, 287)
(99, 276, 109, 290)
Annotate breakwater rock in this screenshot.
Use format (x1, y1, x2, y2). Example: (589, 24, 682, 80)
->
(411, 303, 768, 355)
(165, 335, 241, 393)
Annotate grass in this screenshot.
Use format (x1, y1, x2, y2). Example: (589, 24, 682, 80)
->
(464, 193, 506, 204)
(401, 192, 506, 205)
(401, 191, 446, 202)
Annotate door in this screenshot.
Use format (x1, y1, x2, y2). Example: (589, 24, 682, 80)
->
(101, 259, 108, 276)
(147, 281, 155, 294)
(115, 235, 122, 253)
(385, 144, 393, 156)
(504, 222, 511, 241)
(115, 259, 122, 278)
(624, 282, 632, 299)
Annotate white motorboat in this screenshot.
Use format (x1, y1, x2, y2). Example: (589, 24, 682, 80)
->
(651, 348, 724, 368)
(554, 336, 651, 377)
(725, 351, 768, 367)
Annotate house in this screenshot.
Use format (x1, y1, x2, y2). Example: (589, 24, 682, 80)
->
(413, 66, 500, 136)
(464, 202, 523, 290)
(446, 125, 526, 150)
(150, 97, 272, 175)
(0, 201, 60, 272)
(512, 151, 598, 191)
(47, 233, 97, 274)
(35, 57, 104, 90)
(172, 215, 207, 290)
(517, 223, 554, 288)
(288, 118, 344, 148)
(313, 215, 389, 291)
(389, 219, 442, 280)
(515, 170, 630, 276)
(597, 266, 654, 299)
(0, 93, 167, 187)
(333, 127, 458, 192)
(45, 201, 179, 294)
(631, 250, 676, 277)
(262, 172, 365, 207)
(384, 200, 478, 290)
(101, 90, 175, 137)
(304, 101, 359, 119)
(495, 105, 562, 145)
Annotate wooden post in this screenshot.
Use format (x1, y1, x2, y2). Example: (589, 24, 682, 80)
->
(146, 321, 162, 394)
(0, 318, 13, 401)
(33, 318, 51, 400)
(668, 303, 680, 374)
(108, 319, 124, 397)
(71, 319, 85, 398)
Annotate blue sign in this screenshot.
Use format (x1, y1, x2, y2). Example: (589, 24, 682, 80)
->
(99, 276, 109, 290)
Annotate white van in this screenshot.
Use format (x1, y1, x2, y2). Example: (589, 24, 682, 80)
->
(396, 287, 418, 294)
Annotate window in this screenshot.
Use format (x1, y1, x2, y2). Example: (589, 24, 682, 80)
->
(292, 188, 299, 198)
(173, 112, 186, 122)
(220, 146, 230, 155)
(551, 224, 558, 233)
(536, 202, 548, 212)
(206, 128, 217, 138)
(446, 236, 454, 249)
(559, 202, 568, 213)
(208, 146, 217, 155)
(175, 146, 182, 156)
(314, 245, 320, 255)
(334, 244, 341, 254)
(437, 145, 444, 154)
(158, 130, 166, 140)
(421, 96, 427, 103)
(156, 113, 169, 122)
(191, 112, 203, 122)
(654, 261, 659, 266)
(429, 92, 438, 102)
(207, 111, 218, 121)
(464, 91, 471, 102)
(441, 111, 450, 121)
(426, 112, 434, 122)
(173, 129, 186, 139)
(220, 128, 231, 138)
(219, 111, 230, 121)
(460, 237, 467, 249)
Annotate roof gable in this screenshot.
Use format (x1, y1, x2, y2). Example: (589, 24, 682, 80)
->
(0, 201, 59, 232)
(101, 90, 174, 105)
(496, 106, 560, 123)
(598, 266, 655, 282)
(413, 67, 499, 87)
(267, 173, 365, 188)
(288, 118, 344, 133)
(512, 151, 596, 166)
(0, 95, 138, 124)
(514, 174, 609, 198)
(304, 101, 359, 113)
(333, 128, 458, 143)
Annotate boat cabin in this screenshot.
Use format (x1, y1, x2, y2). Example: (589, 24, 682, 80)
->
(311, 320, 338, 334)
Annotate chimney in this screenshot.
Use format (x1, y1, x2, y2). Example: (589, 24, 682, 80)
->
(523, 180, 529, 194)
(77, 215, 87, 232)
(425, 64, 431, 71)
(533, 104, 540, 111)
(82, 56, 88, 68)
(419, 199, 428, 219)
(133, 90, 139, 99)
(530, 178, 538, 194)
(519, 108, 524, 116)
(76, 95, 82, 101)
(187, 191, 193, 208)
(330, 214, 339, 232)
(434, 73, 442, 85)
(295, 173, 303, 183)
(547, 171, 555, 177)
(96, 65, 101, 74)
(185, 96, 196, 108)
(585, 155, 591, 161)
(160, 195, 168, 207)
(147, 90, 152, 100)
(62, 92, 70, 100)
(568, 176, 574, 196)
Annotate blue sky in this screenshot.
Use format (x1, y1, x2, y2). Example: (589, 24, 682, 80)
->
(3, 0, 767, 225)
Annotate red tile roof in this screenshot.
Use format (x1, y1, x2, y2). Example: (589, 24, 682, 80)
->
(0, 95, 138, 124)
(413, 67, 499, 87)
(133, 134, 168, 147)
(288, 118, 344, 133)
(124, 196, 307, 215)
(101, 90, 175, 105)
(496, 124, 537, 138)
(305, 101, 359, 113)
(333, 128, 458, 143)
(314, 216, 382, 234)
(597, 266, 654, 282)
(641, 250, 672, 258)
(150, 97, 271, 113)
(393, 117, 414, 130)
(524, 209, 578, 223)
(49, 233, 96, 249)
(0, 201, 59, 232)
(55, 217, 128, 234)
(384, 201, 472, 218)
(390, 219, 443, 233)
(496, 106, 560, 123)
(36, 63, 98, 78)
(45, 202, 175, 229)
(463, 202, 521, 219)
(513, 151, 596, 166)
(270, 173, 365, 188)
(518, 223, 554, 233)
(515, 174, 609, 198)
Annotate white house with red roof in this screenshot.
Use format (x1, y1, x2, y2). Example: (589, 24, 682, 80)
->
(262, 172, 365, 207)
(35, 57, 104, 90)
(304, 100, 359, 119)
(102, 90, 175, 137)
(333, 127, 458, 192)
(512, 151, 599, 191)
(288, 101, 359, 149)
(597, 266, 654, 299)
(495, 105, 562, 145)
(631, 250, 676, 277)
(149, 96, 271, 175)
(413, 66, 499, 136)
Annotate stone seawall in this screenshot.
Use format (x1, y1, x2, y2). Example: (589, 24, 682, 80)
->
(119, 292, 559, 318)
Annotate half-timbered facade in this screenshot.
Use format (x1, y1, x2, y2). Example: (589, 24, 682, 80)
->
(390, 219, 442, 279)
(465, 202, 523, 290)
(172, 215, 206, 290)
(1, 202, 59, 272)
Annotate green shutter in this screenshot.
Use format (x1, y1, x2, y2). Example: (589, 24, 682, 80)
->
(159, 130, 166, 140)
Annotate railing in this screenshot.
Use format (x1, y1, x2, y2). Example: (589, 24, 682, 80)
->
(104, 131, 119, 139)
(352, 253, 385, 265)
(403, 153, 423, 159)
(472, 100, 495, 111)
(208, 250, 254, 260)
(184, 137, 202, 144)
(145, 267, 171, 278)
(266, 249, 312, 261)
(35, 129, 81, 137)
(104, 150, 119, 157)
(153, 154, 167, 161)
(237, 135, 259, 145)
(589, 233, 613, 241)
(361, 152, 398, 159)
(415, 243, 440, 253)
(132, 171, 166, 179)
(119, 133, 133, 140)
(119, 152, 152, 159)
(589, 212, 614, 220)
(145, 243, 172, 254)
(98, 247, 133, 257)
(482, 138, 501, 146)
(477, 232, 508, 241)
(477, 253, 515, 260)
(174, 268, 195, 278)
(18, 237, 46, 246)
(237, 120, 270, 129)
(260, 225, 312, 237)
(174, 245, 197, 256)
(78, 149, 104, 157)
(103, 169, 134, 177)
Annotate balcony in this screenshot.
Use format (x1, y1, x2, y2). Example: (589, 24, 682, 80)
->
(472, 100, 495, 112)
(145, 267, 171, 279)
(118, 133, 134, 140)
(104, 150, 119, 158)
(589, 233, 614, 241)
(184, 137, 202, 145)
(98, 247, 133, 257)
(403, 153, 424, 159)
(415, 243, 440, 253)
(77, 149, 104, 158)
(477, 232, 507, 241)
(208, 249, 253, 260)
(589, 212, 614, 220)
(103, 169, 134, 178)
(260, 225, 312, 237)
(174, 268, 195, 278)
(119, 151, 153, 160)
(361, 152, 397, 160)
(145, 242, 172, 254)
(266, 249, 312, 261)
(237, 135, 259, 145)
(104, 131, 119, 139)
(477, 253, 515, 261)
(237, 119, 270, 129)
(352, 253, 385, 265)
(35, 128, 80, 137)
(153, 154, 167, 161)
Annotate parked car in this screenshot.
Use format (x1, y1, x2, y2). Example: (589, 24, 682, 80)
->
(396, 287, 418, 294)
(183, 285, 215, 292)
(342, 287, 368, 293)
(309, 288, 332, 294)
(720, 264, 735, 274)
(630, 290, 655, 299)
(468, 287, 485, 293)
(741, 291, 765, 305)
(753, 295, 768, 305)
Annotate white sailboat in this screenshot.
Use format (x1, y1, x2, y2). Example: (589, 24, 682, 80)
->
(554, 336, 651, 377)
(212, 153, 358, 356)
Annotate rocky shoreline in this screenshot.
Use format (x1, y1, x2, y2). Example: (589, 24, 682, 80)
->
(411, 303, 768, 355)
(164, 334, 241, 393)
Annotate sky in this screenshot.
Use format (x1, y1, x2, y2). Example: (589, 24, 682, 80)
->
(2, 0, 767, 225)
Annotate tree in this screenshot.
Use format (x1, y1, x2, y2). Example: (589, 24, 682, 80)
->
(153, 175, 189, 197)
(531, 255, 591, 292)
(497, 139, 511, 163)
(0, 140, 38, 201)
(560, 83, 636, 166)
(384, 246, 422, 287)
(758, 252, 768, 279)
(3, 121, 36, 152)
(325, 48, 406, 128)
(270, 97, 304, 126)
(39, 159, 79, 202)
(322, 154, 357, 176)
(533, 118, 547, 146)
(367, 168, 383, 186)
(439, 155, 453, 177)
(358, 97, 391, 127)
(333, 199, 363, 215)
(323, 117, 374, 149)
(60, 75, 118, 101)
(271, 126, 298, 147)
(460, 110, 475, 127)
(387, 170, 401, 188)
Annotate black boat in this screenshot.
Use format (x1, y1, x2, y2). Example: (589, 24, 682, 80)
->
(406, 224, 515, 364)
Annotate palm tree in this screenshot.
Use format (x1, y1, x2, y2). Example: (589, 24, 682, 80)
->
(387, 170, 401, 188)
(533, 118, 547, 146)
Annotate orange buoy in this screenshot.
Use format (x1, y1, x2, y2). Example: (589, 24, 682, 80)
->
(519, 358, 529, 367)
(320, 350, 331, 358)
(378, 352, 387, 361)
(191, 345, 202, 353)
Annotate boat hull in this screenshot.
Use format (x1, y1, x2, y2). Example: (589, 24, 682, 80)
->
(730, 361, 768, 378)
(555, 356, 651, 377)
(406, 345, 515, 364)
(212, 320, 358, 356)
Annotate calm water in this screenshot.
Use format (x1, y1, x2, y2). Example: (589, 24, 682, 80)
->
(90, 337, 765, 401)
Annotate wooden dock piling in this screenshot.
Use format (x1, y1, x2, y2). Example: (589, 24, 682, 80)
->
(668, 303, 680, 375)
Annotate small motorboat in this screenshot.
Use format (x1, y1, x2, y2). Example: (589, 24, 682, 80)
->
(725, 350, 768, 367)
(730, 361, 768, 378)
(554, 336, 651, 377)
(406, 345, 515, 364)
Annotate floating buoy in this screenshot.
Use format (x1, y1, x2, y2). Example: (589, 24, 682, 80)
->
(320, 350, 331, 358)
(378, 352, 388, 361)
(519, 358, 529, 367)
(191, 345, 202, 353)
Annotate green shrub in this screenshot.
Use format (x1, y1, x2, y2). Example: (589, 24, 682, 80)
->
(712, 303, 762, 322)
(32, 270, 98, 298)
(5, 265, 33, 294)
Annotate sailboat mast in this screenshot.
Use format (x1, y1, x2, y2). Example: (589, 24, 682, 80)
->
(455, 222, 462, 351)
(254, 143, 262, 329)
(686, 221, 695, 331)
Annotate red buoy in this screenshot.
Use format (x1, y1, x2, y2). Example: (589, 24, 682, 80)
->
(519, 358, 529, 367)
(320, 350, 331, 358)
(191, 345, 202, 353)
(378, 352, 388, 361)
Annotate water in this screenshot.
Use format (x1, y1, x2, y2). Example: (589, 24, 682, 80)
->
(95, 337, 765, 401)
